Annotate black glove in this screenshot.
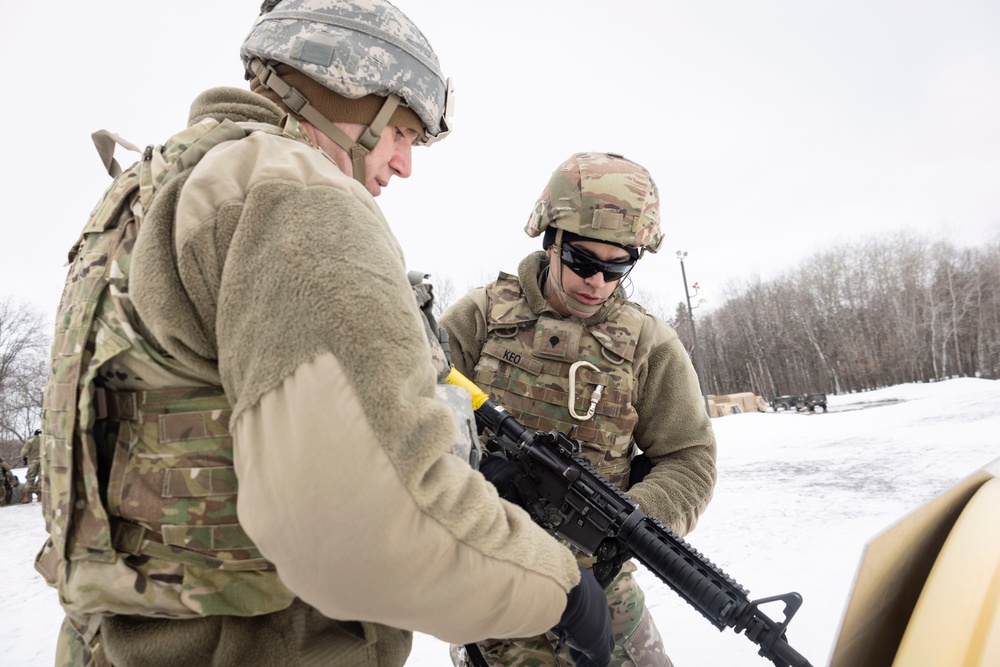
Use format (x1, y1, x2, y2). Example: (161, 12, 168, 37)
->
(478, 454, 522, 505)
(23, 457, 28, 466)
(627, 453, 653, 489)
(592, 538, 629, 590)
(557, 566, 614, 667)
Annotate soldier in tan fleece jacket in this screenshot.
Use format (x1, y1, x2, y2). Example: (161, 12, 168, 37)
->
(35, 2, 612, 666)
(442, 153, 718, 667)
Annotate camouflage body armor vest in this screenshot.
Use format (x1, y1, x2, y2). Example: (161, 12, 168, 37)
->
(472, 273, 646, 490)
(36, 118, 297, 620)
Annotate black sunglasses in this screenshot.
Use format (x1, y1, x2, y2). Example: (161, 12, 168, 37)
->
(560, 243, 636, 282)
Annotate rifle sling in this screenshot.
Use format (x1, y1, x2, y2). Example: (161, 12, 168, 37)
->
(464, 643, 490, 667)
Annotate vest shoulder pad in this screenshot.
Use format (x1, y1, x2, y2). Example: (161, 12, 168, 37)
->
(588, 300, 647, 363)
(485, 273, 537, 328)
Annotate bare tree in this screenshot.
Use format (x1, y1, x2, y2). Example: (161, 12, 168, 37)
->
(0, 297, 49, 444)
(687, 230, 1000, 399)
(974, 233, 1000, 378)
(633, 288, 674, 322)
(430, 274, 459, 318)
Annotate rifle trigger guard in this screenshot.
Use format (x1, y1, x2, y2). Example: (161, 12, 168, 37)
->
(568, 360, 603, 422)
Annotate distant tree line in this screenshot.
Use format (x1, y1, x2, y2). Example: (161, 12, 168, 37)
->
(672, 231, 1000, 399)
(3, 229, 997, 457)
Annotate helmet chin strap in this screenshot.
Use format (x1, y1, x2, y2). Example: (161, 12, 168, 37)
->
(547, 229, 604, 319)
(249, 59, 401, 187)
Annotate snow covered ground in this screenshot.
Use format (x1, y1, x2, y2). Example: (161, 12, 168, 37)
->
(2, 377, 998, 666)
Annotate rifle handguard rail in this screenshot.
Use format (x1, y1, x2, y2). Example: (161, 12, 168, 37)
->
(446, 368, 813, 667)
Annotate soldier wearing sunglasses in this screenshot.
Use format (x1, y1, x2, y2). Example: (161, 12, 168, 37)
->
(442, 152, 718, 667)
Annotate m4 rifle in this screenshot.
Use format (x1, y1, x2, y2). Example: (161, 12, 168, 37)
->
(446, 368, 813, 667)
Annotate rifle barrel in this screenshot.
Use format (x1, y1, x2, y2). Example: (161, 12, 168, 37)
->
(445, 367, 813, 667)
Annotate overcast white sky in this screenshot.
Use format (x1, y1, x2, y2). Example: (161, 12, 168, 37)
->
(2, 1, 999, 321)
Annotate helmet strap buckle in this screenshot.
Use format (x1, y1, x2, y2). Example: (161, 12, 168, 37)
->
(358, 127, 382, 151)
(279, 87, 308, 115)
(358, 94, 402, 150)
(252, 60, 307, 114)
(350, 145, 368, 184)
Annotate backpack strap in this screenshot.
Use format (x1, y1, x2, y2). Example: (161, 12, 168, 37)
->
(91, 129, 142, 178)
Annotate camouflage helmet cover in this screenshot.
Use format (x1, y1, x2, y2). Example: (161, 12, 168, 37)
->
(525, 152, 663, 252)
(240, 0, 452, 143)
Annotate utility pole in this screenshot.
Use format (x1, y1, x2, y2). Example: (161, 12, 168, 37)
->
(676, 251, 711, 417)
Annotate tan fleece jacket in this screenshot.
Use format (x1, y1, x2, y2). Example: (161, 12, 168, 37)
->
(130, 89, 579, 644)
(440, 252, 718, 536)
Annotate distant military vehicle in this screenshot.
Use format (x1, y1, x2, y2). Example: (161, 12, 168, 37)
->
(771, 395, 804, 411)
(803, 393, 828, 412)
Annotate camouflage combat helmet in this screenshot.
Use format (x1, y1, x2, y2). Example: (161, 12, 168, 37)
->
(525, 152, 663, 253)
(241, 0, 453, 183)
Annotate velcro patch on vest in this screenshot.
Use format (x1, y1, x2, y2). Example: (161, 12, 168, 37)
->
(162, 467, 238, 498)
(159, 412, 215, 443)
(43, 382, 76, 413)
(532, 320, 582, 362)
(482, 339, 543, 375)
(161, 523, 260, 554)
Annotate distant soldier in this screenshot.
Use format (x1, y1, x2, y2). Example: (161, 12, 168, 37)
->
(10, 474, 25, 505)
(0, 457, 17, 507)
(20, 429, 41, 503)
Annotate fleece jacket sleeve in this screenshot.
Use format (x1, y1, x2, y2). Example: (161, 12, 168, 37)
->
(130, 131, 579, 643)
(439, 287, 491, 379)
(627, 317, 718, 536)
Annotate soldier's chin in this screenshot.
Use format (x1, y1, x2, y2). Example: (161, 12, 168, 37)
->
(566, 304, 596, 319)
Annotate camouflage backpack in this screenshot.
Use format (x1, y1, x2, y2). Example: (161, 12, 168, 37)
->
(36, 119, 298, 620)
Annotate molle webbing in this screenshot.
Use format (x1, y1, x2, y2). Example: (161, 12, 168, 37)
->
(94, 385, 230, 420)
(474, 275, 646, 490)
(95, 386, 270, 568)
